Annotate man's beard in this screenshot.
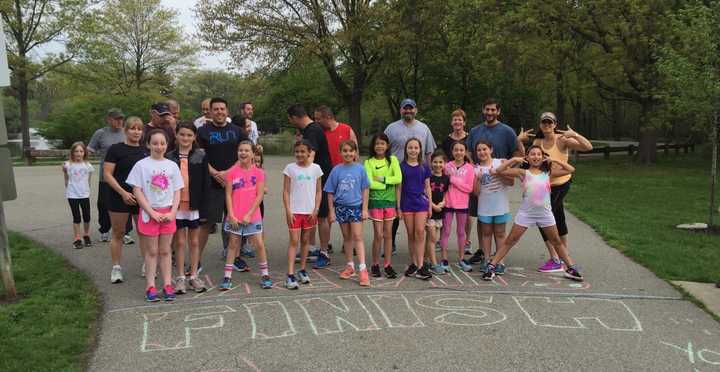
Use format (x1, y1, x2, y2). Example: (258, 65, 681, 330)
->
(403, 113, 415, 121)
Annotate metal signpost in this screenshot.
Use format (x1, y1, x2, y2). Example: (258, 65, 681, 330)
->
(0, 20, 17, 299)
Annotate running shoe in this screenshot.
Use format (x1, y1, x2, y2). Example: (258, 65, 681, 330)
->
(260, 275, 273, 289)
(495, 263, 506, 275)
(327, 244, 334, 254)
(358, 269, 370, 286)
(123, 234, 135, 245)
(218, 277, 232, 291)
(479, 260, 489, 273)
(73, 239, 83, 249)
(468, 250, 485, 264)
(83, 235, 92, 247)
(110, 265, 123, 283)
(313, 252, 330, 268)
(457, 260, 473, 272)
(564, 266, 584, 282)
(100, 232, 110, 242)
(538, 258, 564, 273)
(286, 275, 299, 290)
(404, 263, 418, 277)
(146, 286, 159, 302)
(482, 264, 496, 281)
(415, 264, 432, 280)
(384, 265, 398, 279)
(174, 277, 187, 295)
(240, 243, 255, 258)
(188, 277, 207, 293)
(298, 269, 311, 284)
(233, 257, 250, 272)
(464, 240, 473, 255)
(339, 266, 355, 279)
(430, 264, 445, 275)
(163, 285, 176, 301)
(440, 260, 450, 274)
(370, 264, 382, 278)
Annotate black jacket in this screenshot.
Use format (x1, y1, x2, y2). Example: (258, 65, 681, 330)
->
(167, 148, 210, 219)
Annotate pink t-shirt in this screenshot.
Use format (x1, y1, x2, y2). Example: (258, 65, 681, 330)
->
(225, 164, 265, 223)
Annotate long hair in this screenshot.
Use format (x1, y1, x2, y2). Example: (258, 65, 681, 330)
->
(524, 144, 551, 173)
(450, 140, 472, 165)
(68, 141, 88, 162)
(403, 137, 423, 164)
(368, 133, 391, 167)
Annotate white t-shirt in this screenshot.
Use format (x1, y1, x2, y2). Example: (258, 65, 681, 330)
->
(63, 161, 94, 199)
(126, 157, 184, 209)
(475, 158, 510, 217)
(248, 120, 259, 144)
(283, 162, 323, 214)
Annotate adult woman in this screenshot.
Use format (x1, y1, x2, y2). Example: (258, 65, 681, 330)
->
(517, 112, 592, 272)
(104, 116, 148, 283)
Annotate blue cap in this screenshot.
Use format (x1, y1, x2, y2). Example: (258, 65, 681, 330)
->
(400, 98, 416, 109)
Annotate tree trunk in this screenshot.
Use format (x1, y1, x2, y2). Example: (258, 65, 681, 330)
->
(555, 70, 565, 124)
(347, 91, 363, 149)
(18, 76, 31, 165)
(709, 112, 718, 228)
(637, 103, 657, 164)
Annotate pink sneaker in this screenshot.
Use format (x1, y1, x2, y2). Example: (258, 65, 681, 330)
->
(538, 259, 564, 273)
(339, 266, 355, 279)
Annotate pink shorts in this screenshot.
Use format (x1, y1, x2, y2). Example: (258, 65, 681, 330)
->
(369, 207, 396, 222)
(138, 207, 177, 237)
(289, 214, 316, 230)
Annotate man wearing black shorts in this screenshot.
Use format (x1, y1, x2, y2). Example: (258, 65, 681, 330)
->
(287, 104, 333, 268)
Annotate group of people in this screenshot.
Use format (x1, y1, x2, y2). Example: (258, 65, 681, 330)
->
(61, 96, 593, 301)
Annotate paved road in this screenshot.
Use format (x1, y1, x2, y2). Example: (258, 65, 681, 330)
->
(5, 157, 720, 371)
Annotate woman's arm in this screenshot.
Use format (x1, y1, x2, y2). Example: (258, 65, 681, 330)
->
(62, 163, 69, 188)
(549, 158, 576, 177)
(104, 162, 136, 205)
(558, 126, 593, 152)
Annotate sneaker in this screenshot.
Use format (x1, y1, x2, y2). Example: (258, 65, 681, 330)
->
(309, 247, 320, 257)
(415, 265, 432, 280)
(174, 277, 187, 295)
(370, 264, 382, 278)
(538, 258, 564, 273)
(298, 269, 311, 284)
(327, 244, 334, 254)
(404, 263, 418, 277)
(110, 265, 123, 283)
(286, 275, 299, 290)
(482, 264, 496, 281)
(440, 260, 450, 273)
(495, 263, 506, 275)
(188, 277, 207, 293)
(430, 264, 445, 275)
(100, 232, 110, 242)
(73, 239, 83, 249)
(123, 234, 135, 245)
(384, 265, 398, 279)
(464, 240, 472, 255)
(240, 243, 255, 258)
(233, 257, 250, 272)
(260, 275, 273, 289)
(218, 277, 232, 291)
(313, 252, 330, 268)
(564, 266, 584, 282)
(146, 286, 159, 302)
(83, 235, 92, 247)
(339, 266, 355, 279)
(457, 260, 473, 272)
(358, 269, 370, 286)
(468, 250, 485, 264)
(479, 260, 489, 273)
(163, 285, 176, 301)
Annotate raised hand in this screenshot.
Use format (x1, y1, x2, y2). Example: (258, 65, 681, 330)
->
(557, 125, 577, 139)
(518, 127, 535, 142)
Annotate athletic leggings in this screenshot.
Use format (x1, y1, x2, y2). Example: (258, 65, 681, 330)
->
(440, 209, 468, 250)
(539, 180, 571, 240)
(68, 198, 91, 224)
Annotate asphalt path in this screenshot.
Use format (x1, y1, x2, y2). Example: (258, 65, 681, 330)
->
(5, 157, 719, 371)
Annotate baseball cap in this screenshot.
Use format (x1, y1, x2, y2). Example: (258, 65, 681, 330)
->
(151, 102, 171, 115)
(106, 108, 125, 119)
(540, 112, 557, 123)
(400, 98, 417, 109)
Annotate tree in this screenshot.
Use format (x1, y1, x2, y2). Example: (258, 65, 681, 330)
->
(0, 0, 91, 163)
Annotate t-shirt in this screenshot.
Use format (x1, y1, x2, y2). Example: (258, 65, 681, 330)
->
(324, 123, 354, 166)
(301, 122, 333, 180)
(441, 134, 468, 161)
(248, 120, 259, 145)
(64, 161, 94, 199)
(520, 170, 552, 216)
(126, 157, 184, 209)
(225, 164, 265, 223)
(88, 126, 125, 182)
(143, 123, 176, 150)
(475, 158, 510, 217)
(364, 156, 402, 209)
(384, 120, 436, 162)
(466, 121, 518, 162)
(197, 122, 248, 188)
(283, 162, 324, 214)
(323, 163, 369, 207)
(399, 162, 431, 212)
(429, 174, 449, 220)
(104, 143, 148, 193)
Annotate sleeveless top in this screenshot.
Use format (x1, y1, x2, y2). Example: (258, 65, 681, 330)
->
(324, 123, 353, 166)
(534, 138, 572, 186)
(520, 170, 551, 216)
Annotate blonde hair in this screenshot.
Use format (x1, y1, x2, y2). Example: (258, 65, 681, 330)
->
(68, 141, 88, 162)
(124, 116, 144, 131)
(451, 109, 466, 121)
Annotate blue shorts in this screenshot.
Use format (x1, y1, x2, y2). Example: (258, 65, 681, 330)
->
(224, 220, 263, 236)
(478, 213, 512, 224)
(335, 205, 362, 224)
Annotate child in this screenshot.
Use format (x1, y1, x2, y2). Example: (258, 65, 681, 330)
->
(364, 133, 402, 279)
(325, 140, 371, 286)
(473, 140, 511, 274)
(126, 129, 184, 302)
(482, 145, 583, 282)
(63, 141, 94, 249)
(238, 148, 265, 259)
(427, 150, 449, 274)
(439, 141, 475, 272)
(167, 122, 209, 293)
(283, 140, 323, 289)
(398, 138, 433, 280)
(221, 140, 273, 290)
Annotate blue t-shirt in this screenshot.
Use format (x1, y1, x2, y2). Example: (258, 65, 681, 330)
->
(323, 163, 370, 207)
(466, 122, 517, 161)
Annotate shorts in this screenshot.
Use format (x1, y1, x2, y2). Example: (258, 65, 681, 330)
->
(176, 209, 200, 229)
(203, 187, 226, 224)
(138, 207, 177, 236)
(224, 220, 263, 237)
(426, 218, 443, 228)
(369, 207, 396, 222)
(289, 214, 316, 230)
(318, 191, 329, 218)
(335, 205, 362, 224)
(468, 194, 479, 217)
(106, 188, 139, 214)
(478, 213, 512, 224)
(514, 210, 556, 228)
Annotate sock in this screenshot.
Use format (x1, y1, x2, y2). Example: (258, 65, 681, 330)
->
(384, 261, 391, 268)
(552, 257, 561, 264)
(287, 273, 296, 279)
(74, 235, 81, 240)
(224, 264, 233, 278)
(346, 261, 355, 270)
(568, 264, 577, 270)
(113, 264, 121, 270)
(299, 269, 307, 274)
(259, 262, 269, 276)
(358, 263, 366, 271)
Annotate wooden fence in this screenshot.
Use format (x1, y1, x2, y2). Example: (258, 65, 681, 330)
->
(574, 143, 695, 160)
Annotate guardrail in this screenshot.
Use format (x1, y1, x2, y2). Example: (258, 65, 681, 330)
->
(575, 143, 694, 160)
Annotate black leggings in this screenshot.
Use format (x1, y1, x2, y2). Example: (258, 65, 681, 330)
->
(68, 198, 91, 224)
(539, 180, 571, 240)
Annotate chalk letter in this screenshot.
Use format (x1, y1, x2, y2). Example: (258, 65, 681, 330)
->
(415, 294, 506, 326)
(368, 294, 425, 328)
(296, 295, 380, 335)
(514, 297, 642, 332)
(244, 301, 297, 340)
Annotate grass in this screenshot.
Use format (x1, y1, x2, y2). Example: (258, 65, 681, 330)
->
(0, 232, 100, 372)
(567, 152, 720, 283)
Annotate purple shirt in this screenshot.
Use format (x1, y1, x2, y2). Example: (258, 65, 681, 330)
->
(400, 162, 431, 212)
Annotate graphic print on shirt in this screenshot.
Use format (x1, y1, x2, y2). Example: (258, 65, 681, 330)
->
(209, 129, 237, 144)
(337, 174, 357, 193)
(150, 172, 170, 193)
(477, 166, 503, 193)
(232, 174, 258, 190)
(430, 178, 447, 192)
(523, 171, 551, 207)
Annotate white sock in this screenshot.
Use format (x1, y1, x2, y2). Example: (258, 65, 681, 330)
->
(358, 263, 367, 271)
(347, 262, 355, 270)
(113, 264, 121, 269)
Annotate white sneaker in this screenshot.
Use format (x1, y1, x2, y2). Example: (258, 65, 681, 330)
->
(100, 232, 110, 242)
(123, 235, 135, 245)
(111, 265, 124, 283)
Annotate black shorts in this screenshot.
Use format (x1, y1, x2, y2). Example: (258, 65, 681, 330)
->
(468, 194, 478, 217)
(318, 191, 329, 218)
(176, 218, 201, 230)
(203, 187, 227, 224)
(106, 188, 139, 214)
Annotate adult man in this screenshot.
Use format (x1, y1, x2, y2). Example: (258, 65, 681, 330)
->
(167, 99, 181, 123)
(240, 102, 260, 144)
(287, 104, 333, 267)
(315, 105, 358, 166)
(144, 102, 176, 149)
(384, 98, 437, 251)
(194, 98, 212, 128)
(87, 108, 134, 244)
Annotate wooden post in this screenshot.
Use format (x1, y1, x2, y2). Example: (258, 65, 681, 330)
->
(604, 146, 610, 159)
(628, 144, 634, 156)
(0, 201, 16, 299)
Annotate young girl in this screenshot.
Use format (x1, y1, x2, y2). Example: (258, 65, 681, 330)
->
(283, 140, 323, 289)
(221, 140, 272, 290)
(364, 134, 402, 279)
(427, 150, 449, 274)
(325, 140, 370, 286)
(63, 141, 94, 249)
(126, 129, 184, 302)
(398, 138, 433, 280)
(473, 140, 511, 274)
(482, 145, 583, 282)
(439, 141, 475, 272)
(167, 122, 209, 293)
(238, 148, 265, 259)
